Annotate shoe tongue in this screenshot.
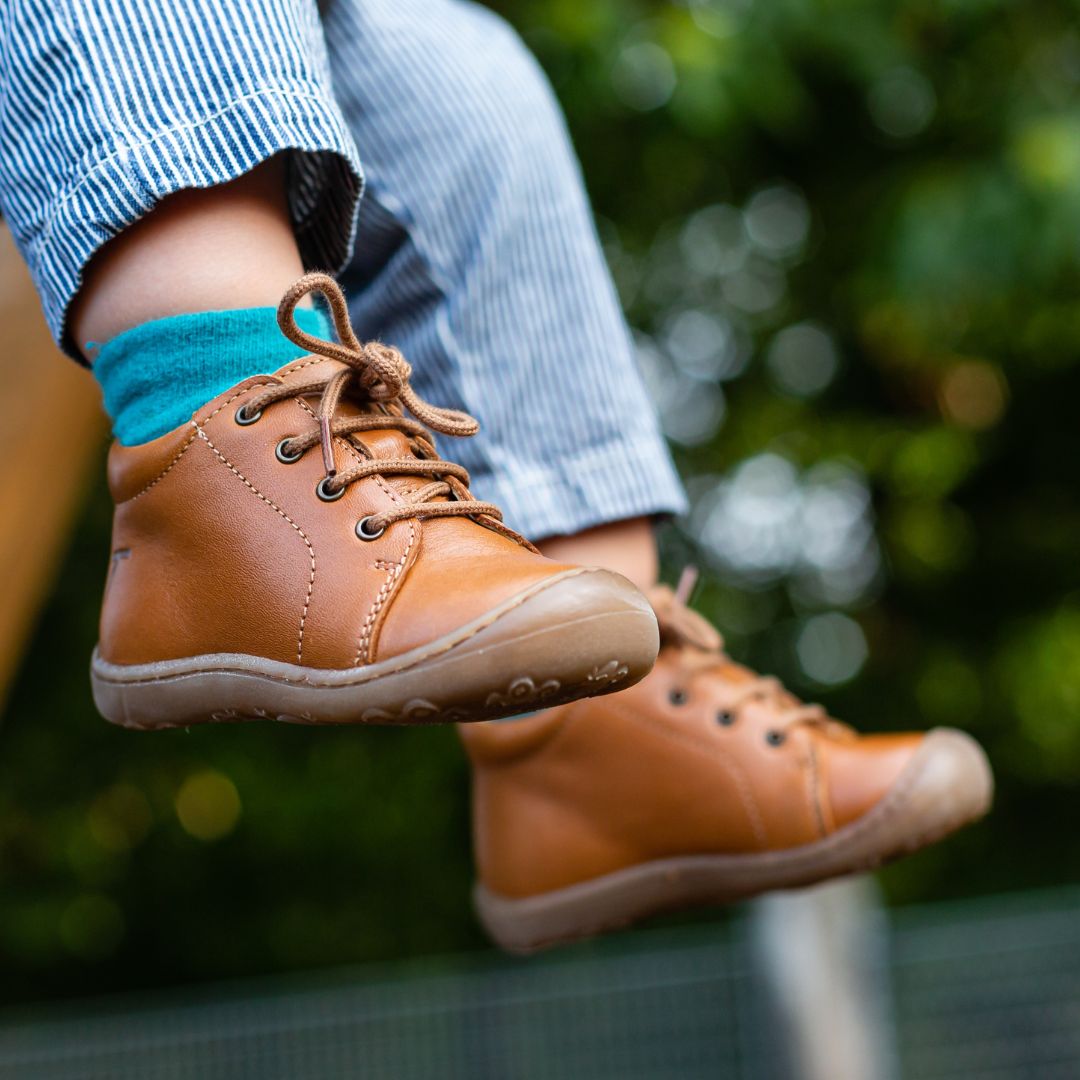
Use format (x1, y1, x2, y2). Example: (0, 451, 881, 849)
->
(672, 642, 758, 684)
(271, 356, 443, 497)
(647, 585, 724, 652)
(712, 658, 757, 684)
(352, 426, 402, 455)
(645, 582, 836, 725)
(647, 583, 795, 693)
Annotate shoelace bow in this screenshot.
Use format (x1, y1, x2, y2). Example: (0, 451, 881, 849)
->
(652, 568, 846, 738)
(241, 273, 502, 535)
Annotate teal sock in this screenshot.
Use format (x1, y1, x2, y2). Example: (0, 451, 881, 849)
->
(90, 306, 332, 446)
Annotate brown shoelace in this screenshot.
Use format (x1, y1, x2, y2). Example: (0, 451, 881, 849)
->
(652, 568, 846, 740)
(240, 273, 503, 536)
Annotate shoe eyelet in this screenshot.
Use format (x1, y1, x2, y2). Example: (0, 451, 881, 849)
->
(669, 689, 688, 706)
(316, 477, 345, 502)
(717, 710, 735, 727)
(234, 404, 262, 426)
(355, 515, 386, 541)
(275, 438, 304, 464)
(765, 730, 786, 747)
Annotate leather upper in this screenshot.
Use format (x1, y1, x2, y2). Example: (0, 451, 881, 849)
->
(100, 354, 575, 668)
(461, 591, 925, 899)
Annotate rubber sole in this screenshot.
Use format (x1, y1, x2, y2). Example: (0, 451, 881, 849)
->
(91, 568, 658, 730)
(475, 728, 993, 954)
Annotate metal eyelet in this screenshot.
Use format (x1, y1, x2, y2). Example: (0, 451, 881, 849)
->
(717, 710, 735, 727)
(765, 730, 786, 747)
(669, 689, 688, 706)
(234, 405, 262, 426)
(275, 438, 304, 464)
(316, 477, 345, 502)
(355, 516, 386, 541)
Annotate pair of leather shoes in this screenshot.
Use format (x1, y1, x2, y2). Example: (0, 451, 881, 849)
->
(91, 274, 993, 951)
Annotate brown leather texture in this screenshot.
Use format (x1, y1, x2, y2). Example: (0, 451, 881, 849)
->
(461, 604, 932, 900)
(100, 355, 576, 669)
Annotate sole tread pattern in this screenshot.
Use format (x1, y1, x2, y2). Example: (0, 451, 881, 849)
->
(109, 662, 631, 731)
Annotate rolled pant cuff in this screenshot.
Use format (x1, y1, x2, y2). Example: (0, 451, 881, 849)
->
(35, 88, 364, 357)
(472, 438, 689, 542)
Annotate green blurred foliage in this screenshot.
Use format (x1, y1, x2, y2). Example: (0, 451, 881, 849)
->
(4, 0, 1080, 1002)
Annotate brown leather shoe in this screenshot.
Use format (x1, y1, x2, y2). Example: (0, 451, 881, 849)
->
(461, 573, 993, 953)
(90, 275, 659, 730)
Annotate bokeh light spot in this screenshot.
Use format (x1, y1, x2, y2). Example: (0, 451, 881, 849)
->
(662, 309, 746, 380)
(889, 500, 974, 575)
(681, 0, 747, 39)
(175, 770, 241, 842)
(612, 41, 677, 111)
(868, 66, 936, 138)
(795, 613, 869, 686)
(721, 258, 786, 314)
(939, 360, 1008, 430)
(744, 185, 810, 260)
(889, 428, 977, 498)
(766, 322, 839, 397)
(1013, 115, 1080, 190)
(679, 204, 749, 276)
(635, 333, 726, 445)
(692, 456, 880, 605)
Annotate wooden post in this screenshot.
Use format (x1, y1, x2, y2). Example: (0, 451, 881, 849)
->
(0, 227, 107, 707)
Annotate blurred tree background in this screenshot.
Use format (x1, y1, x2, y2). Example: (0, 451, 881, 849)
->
(2, 0, 1079, 1004)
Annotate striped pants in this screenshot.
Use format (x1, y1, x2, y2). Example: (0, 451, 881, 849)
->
(0, 0, 685, 539)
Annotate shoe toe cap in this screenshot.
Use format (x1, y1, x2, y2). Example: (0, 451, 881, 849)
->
(826, 727, 993, 834)
(887, 727, 994, 837)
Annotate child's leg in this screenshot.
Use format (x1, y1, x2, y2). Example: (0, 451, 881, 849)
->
(305, 4, 993, 948)
(324, 1, 686, 570)
(1, 0, 362, 359)
(0, 0, 662, 730)
(71, 158, 304, 349)
(536, 520, 659, 594)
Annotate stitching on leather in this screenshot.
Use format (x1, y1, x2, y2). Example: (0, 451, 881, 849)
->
(478, 736, 984, 904)
(299, 395, 416, 668)
(751, 735, 968, 864)
(104, 360, 329, 506)
(123, 429, 199, 503)
(195, 426, 316, 665)
(358, 474, 417, 663)
(276, 355, 328, 377)
(806, 741, 829, 838)
(199, 382, 277, 424)
(801, 737, 937, 850)
(195, 361, 323, 425)
(355, 521, 414, 665)
(93, 569, 590, 687)
(703, 737, 938, 863)
(120, 382, 281, 505)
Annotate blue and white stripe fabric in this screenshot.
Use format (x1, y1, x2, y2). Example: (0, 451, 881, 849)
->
(0, 0, 686, 539)
(0, 0, 362, 348)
